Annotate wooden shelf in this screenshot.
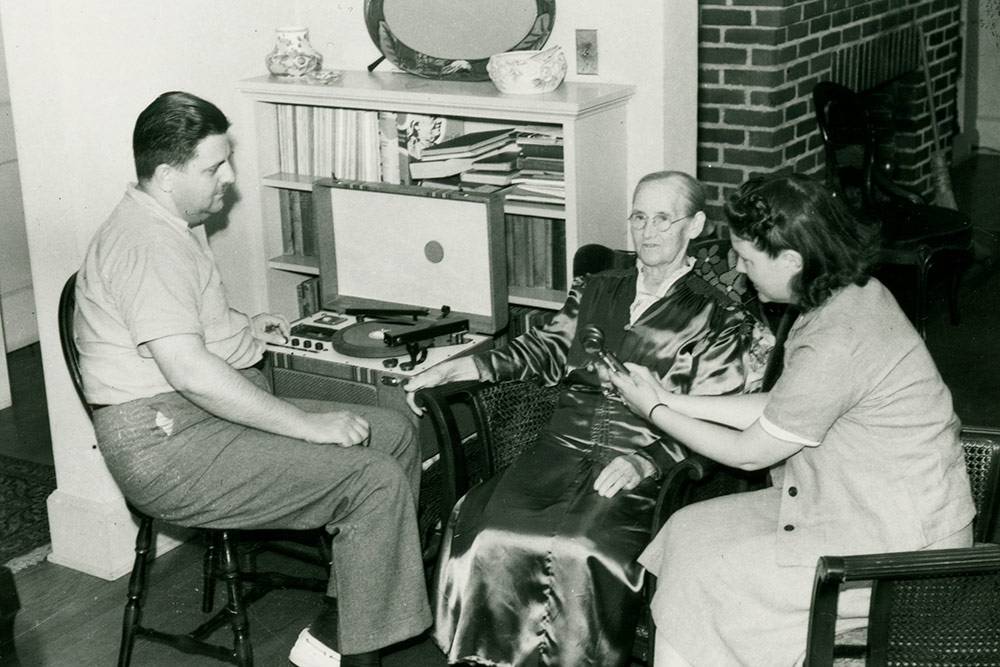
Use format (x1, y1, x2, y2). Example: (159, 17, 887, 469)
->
(502, 200, 566, 218)
(508, 286, 566, 310)
(268, 254, 319, 275)
(262, 173, 317, 191)
(240, 72, 634, 124)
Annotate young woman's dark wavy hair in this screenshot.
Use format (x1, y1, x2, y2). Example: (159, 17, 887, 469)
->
(724, 173, 878, 311)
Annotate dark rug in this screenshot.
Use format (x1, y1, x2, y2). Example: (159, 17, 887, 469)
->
(0, 453, 56, 565)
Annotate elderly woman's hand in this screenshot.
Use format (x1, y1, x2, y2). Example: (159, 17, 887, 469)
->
(593, 454, 654, 497)
(610, 362, 670, 421)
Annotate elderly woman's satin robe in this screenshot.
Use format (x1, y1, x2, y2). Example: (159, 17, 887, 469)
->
(433, 266, 768, 667)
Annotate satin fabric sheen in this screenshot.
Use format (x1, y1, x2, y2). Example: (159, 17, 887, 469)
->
(433, 268, 767, 666)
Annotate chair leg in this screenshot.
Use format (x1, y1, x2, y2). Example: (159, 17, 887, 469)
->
(947, 258, 963, 326)
(915, 253, 932, 340)
(219, 531, 253, 666)
(202, 532, 217, 613)
(118, 514, 154, 667)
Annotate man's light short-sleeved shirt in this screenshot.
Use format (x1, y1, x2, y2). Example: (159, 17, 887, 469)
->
(761, 280, 974, 566)
(75, 185, 263, 405)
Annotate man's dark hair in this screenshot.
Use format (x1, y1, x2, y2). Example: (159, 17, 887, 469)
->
(132, 91, 231, 181)
(724, 173, 878, 311)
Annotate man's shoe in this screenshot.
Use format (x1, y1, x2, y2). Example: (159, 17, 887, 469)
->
(289, 627, 342, 667)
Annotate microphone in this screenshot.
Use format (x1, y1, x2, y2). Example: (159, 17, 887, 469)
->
(580, 324, 627, 374)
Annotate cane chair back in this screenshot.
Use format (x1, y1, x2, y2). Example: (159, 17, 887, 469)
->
(807, 427, 1000, 666)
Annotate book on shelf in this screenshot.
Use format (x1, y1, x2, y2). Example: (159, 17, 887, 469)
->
(276, 104, 297, 174)
(293, 105, 314, 176)
(280, 190, 316, 257)
(460, 169, 521, 186)
(409, 143, 517, 179)
(505, 214, 566, 291)
(409, 156, 478, 180)
(514, 127, 564, 147)
(505, 185, 566, 205)
(419, 175, 464, 190)
(529, 216, 551, 288)
(520, 155, 564, 172)
(312, 107, 335, 178)
(377, 111, 401, 185)
(359, 110, 381, 182)
(512, 170, 566, 185)
(279, 188, 294, 255)
(296, 276, 321, 318)
(470, 150, 521, 172)
(518, 142, 564, 159)
(420, 127, 515, 160)
(298, 190, 316, 256)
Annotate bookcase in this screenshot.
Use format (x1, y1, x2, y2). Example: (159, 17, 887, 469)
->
(238, 71, 634, 321)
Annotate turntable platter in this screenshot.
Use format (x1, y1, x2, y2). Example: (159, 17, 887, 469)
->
(331, 320, 414, 358)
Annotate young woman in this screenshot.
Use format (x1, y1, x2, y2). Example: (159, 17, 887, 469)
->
(611, 173, 975, 666)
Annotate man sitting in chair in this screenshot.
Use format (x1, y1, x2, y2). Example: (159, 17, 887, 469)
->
(404, 171, 772, 667)
(74, 91, 430, 667)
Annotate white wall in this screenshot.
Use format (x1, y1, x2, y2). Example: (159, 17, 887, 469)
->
(978, 8, 1000, 150)
(0, 13, 34, 359)
(0, 0, 694, 577)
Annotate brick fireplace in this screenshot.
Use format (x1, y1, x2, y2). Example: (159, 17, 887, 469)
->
(696, 0, 963, 219)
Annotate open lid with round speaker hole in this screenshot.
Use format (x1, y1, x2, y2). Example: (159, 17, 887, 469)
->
(312, 179, 509, 334)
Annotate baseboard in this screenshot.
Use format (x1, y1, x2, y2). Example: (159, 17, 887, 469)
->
(46, 490, 190, 580)
(0, 285, 38, 351)
(977, 114, 1000, 152)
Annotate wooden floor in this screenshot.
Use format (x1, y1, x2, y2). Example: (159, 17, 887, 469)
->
(11, 541, 447, 666)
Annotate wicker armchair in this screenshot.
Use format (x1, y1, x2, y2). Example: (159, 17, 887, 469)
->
(414, 236, 796, 664)
(805, 426, 1000, 666)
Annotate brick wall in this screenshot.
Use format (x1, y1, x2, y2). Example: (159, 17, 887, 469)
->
(696, 0, 963, 220)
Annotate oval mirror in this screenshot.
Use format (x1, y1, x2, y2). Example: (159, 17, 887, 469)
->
(364, 0, 556, 81)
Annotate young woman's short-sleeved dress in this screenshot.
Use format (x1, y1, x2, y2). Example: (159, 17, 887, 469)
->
(639, 279, 975, 666)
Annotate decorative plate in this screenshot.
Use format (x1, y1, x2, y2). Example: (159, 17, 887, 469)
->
(364, 0, 556, 81)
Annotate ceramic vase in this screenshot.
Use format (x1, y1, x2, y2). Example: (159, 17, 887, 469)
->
(266, 27, 323, 78)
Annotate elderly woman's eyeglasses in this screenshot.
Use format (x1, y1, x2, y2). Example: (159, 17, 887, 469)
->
(627, 212, 691, 233)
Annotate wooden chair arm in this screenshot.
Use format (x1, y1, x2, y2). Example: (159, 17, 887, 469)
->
(650, 453, 719, 534)
(414, 381, 492, 520)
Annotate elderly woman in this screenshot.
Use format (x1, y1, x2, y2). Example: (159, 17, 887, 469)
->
(404, 171, 771, 666)
(611, 173, 975, 666)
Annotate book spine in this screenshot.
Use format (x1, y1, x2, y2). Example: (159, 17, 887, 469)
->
(276, 104, 296, 175)
(551, 219, 567, 291)
(313, 107, 334, 179)
(378, 111, 401, 184)
(300, 190, 316, 257)
(279, 188, 294, 255)
(289, 190, 305, 256)
(293, 105, 314, 176)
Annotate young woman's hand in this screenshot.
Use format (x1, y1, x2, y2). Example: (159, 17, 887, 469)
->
(610, 363, 670, 421)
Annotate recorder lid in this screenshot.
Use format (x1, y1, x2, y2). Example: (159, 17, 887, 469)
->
(312, 179, 509, 334)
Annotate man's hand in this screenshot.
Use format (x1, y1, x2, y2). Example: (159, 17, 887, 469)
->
(251, 312, 290, 344)
(302, 409, 370, 447)
(593, 454, 652, 498)
(403, 356, 480, 415)
(610, 362, 671, 420)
